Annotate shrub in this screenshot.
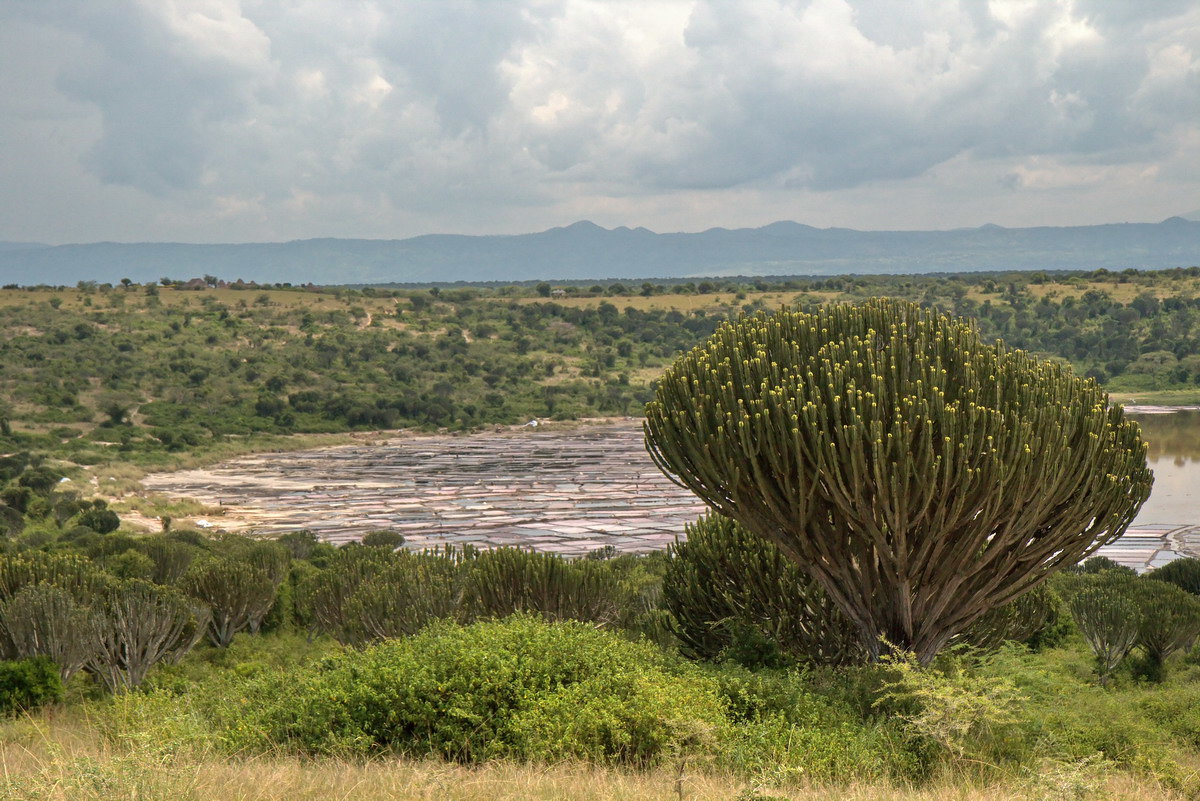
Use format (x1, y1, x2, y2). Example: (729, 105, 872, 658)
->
(645, 299, 1152, 663)
(206, 616, 727, 766)
(0, 656, 63, 715)
(75, 505, 120, 534)
(960, 584, 1065, 651)
(1148, 557, 1200, 596)
(663, 514, 860, 667)
(360, 530, 405, 549)
(461, 547, 620, 627)
(1073, 555, 1137, 576)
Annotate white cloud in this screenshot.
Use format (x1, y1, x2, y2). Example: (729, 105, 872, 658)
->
(1, 0, 1199, 243)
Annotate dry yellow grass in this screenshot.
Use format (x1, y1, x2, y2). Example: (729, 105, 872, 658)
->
(0, 711, 1186, 801)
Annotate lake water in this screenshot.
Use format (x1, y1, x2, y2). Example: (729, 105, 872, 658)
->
(1127, 409, 1200, 526)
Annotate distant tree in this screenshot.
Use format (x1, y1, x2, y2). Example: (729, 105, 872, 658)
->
(361, 530, 405, 550)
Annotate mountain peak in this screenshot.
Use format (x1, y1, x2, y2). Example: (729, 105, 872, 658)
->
(561, 220, 604, 232)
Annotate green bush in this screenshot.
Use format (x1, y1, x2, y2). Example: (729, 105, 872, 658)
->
(200, 616, 728, 766)
(1148, 557, 1200, 596)
(461, 547, 620, 627)
(709, 665, 913, 783)
(0, 656, 63, 715)
(340, 551, 463, 645)
(663, 514, 860, 667)
(960, 584, 1069, 652)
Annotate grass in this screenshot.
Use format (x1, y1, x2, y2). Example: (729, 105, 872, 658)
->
(0, 710, 1185, 801)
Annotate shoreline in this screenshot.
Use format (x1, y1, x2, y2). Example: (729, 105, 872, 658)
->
(1123, 404, 1200, 415)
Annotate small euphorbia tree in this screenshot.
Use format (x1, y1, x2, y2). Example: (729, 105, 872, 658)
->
(645, 299, 1152, 664)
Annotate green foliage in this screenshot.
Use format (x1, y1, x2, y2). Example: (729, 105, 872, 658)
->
(180, 558, 278, 647)
(645, 299, 1151, 663)
(1148, 557, 1200, 596)
(276, 530, 319, 560)
(203, 616, 728, 766)
(359, 530, 405, 549)
(461, 547, 620, 627)
(75, 506, 120, 534)
(960, 584, 1066, 652)
(663, 513, 860, 667)
(0, 583, 99, 681)
(1064, 574, 1143, 685)
(0, 656, 63, 715)
(876, 648, 1026, 761)
(1073, 555, 1137, 576)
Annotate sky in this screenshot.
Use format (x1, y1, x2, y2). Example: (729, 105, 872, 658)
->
(2, 0, 1199, 245)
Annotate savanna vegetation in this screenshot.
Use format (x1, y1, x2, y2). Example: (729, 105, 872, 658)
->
(1, 266, 1200, 472)
(1, 276, 1200, 799)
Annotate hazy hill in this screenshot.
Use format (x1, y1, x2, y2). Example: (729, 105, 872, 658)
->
(2, 217, 1199, 285)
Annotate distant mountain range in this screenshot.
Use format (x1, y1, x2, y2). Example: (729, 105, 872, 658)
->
(2, 217, 1199, 285)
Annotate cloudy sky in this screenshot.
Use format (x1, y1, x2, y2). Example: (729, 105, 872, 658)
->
(2, 1, 1198, 244)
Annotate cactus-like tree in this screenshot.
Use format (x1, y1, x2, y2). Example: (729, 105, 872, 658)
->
(1148, 557, 1200, 596)
(0, 552, 110, 602)
(1132, 578, 1200, 680)
(1065, 575, 1143, 685)
(645, 299, 1152, 663)
(180, 558, 278, 647)
(664, 513, 860, 666)
(298, 546, 404, 642)
(88, 580, 207, 692)
(0, 584, 100, 681)
(137, 536, 198, 585)
(462, 547, 620, 627)
(341, 552, 463, 644)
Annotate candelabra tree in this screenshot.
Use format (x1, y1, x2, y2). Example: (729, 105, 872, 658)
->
(645, 298, 1152, 664)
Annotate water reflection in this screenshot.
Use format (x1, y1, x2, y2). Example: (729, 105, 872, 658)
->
(1127, 410, 1200, 525)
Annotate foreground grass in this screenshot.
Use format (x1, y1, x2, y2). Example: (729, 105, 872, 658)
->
(0, 711, 1183, 801)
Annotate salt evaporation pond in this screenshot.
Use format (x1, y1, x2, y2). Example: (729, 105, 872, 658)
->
(141, 411, 1200, 571)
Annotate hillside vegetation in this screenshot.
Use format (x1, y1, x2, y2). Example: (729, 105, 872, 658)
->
(2, 267, 1199, 474)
